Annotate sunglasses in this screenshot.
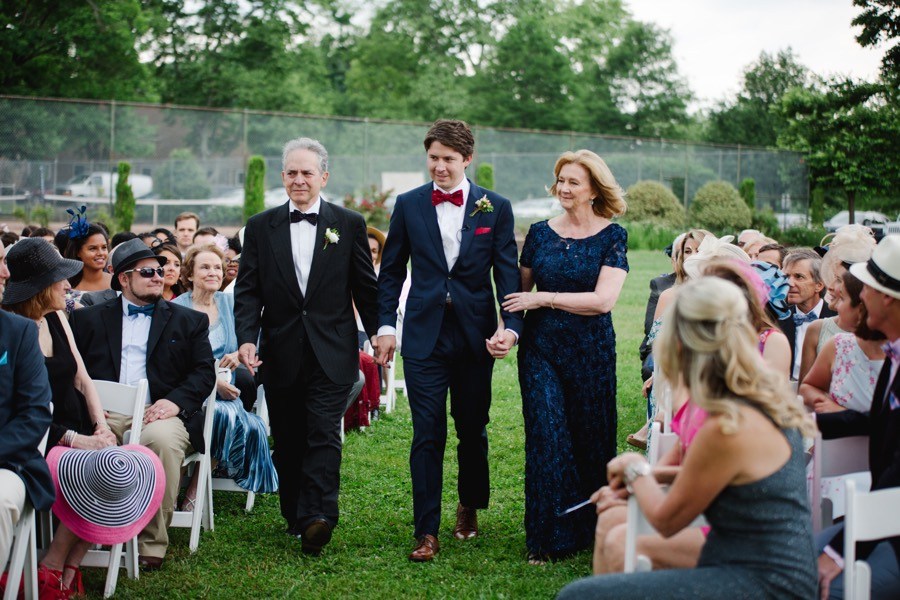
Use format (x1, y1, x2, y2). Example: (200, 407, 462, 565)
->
(123, 267, 164, 278)
(226, 258, 240, 266)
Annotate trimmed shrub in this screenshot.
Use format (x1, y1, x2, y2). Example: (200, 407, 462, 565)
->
(751, 208, 780, 238)
(620, 221, 681, 251)
(476, 163, 494, 190)
(244, 155, 265, 222)
(156, 149, 210, 199)
(780, 226, 828, 248)
(624, 181, 685, 228)
(809, 187, 826, 228)
(739, 178, 756, 211)
(689, 180, 752, 233)
(115, 161, 135, 233)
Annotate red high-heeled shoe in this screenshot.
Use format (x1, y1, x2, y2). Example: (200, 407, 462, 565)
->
(37, 565, 71, 600)
(63, 565, 85, 596)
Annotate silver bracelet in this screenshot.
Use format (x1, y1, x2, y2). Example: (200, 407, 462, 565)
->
(62, 430, 77, 447)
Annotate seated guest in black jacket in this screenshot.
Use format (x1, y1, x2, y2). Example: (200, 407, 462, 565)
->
(0, 252, 54, 571)
(71, 239, 215, 571)
(815, 235, 900, 599)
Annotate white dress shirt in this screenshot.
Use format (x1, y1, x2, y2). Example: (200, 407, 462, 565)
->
(434, 178, 469, 271)
(290, 198, 320, 297)
(792, 298, 824, 380)
(120, 299, 152, 404)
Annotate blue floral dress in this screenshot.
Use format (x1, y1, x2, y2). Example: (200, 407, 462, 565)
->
(518, 220, 628, 557)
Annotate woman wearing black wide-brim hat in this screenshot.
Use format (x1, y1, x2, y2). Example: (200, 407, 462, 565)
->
(1, 237, 119, 596)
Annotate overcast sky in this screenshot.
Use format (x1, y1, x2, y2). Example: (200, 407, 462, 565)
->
(625, 0, 885, 111)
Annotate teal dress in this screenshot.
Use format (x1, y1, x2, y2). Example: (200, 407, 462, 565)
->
(173, 292, 277, 494)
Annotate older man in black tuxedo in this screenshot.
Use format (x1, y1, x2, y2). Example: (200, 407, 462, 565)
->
(235, 137, 378, 555)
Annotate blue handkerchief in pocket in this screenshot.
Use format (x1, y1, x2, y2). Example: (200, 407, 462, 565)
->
(0, 351, 7, 366)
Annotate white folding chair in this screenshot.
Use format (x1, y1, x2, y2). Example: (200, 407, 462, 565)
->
(381, 316, 405, 414)
(211, 385, 272, 513)
(843, 480, 900, 600)
(810, 434, 870, 534)
(170, 380, 217, 552)
(623, 492, 708, 573)
(73, 379, 148, 598)
(647, 422, 678, 467)
(3, 408, 51, 600)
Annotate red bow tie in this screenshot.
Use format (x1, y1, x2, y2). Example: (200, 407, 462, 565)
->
(432, 189, 464, 207)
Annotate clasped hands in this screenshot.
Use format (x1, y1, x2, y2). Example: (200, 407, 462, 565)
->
(143, 398, 180, 425)
(589, 452, 648, 514)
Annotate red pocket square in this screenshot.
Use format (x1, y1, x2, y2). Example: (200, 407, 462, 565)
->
(475, 227, 491, 235)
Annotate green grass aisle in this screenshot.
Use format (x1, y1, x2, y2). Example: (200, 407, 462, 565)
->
(90, 249, 671, 599)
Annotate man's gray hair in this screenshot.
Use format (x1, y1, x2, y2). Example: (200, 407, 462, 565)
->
(783, 247, 824, 285)
(282, 137, 329, 174)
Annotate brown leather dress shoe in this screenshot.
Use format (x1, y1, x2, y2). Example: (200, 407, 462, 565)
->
(301, 519, 333, 555)
(453, 504, 478, 540)
(138, 555, 164, 571)
(408, 535, 439, 562)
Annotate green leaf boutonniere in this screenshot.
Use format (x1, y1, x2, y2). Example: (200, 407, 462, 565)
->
(469, 195, 494, 217)
(323, 227, 340, 250)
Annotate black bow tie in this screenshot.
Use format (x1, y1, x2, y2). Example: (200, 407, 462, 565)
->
(290, 211, 318, 225)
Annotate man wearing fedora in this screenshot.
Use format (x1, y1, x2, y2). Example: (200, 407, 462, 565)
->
(815, 234, 900, 598)
(71, 238, 215, 570)
(0, 238, 55, 571)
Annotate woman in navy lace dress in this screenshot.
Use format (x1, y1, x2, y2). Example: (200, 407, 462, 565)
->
(503, 150, 628, 563)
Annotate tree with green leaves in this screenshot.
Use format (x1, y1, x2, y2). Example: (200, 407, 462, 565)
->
(706, 49, 813, 146)
(778, 80, 900, 223)
(853, 0, 900, 84)
(244, 155, 266, 221)
(115, 162, 136, 233)
(476, 163, 495, 190)
(156, 149, 211, 199)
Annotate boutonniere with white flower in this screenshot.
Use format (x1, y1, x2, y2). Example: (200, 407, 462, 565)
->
(469, 195, 494, 217)
(323, 227, 340, 250)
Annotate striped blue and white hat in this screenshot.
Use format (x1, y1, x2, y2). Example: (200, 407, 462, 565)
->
(46, 444, 165, 545)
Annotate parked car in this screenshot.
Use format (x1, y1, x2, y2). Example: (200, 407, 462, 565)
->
(513, 197, 562, 219)
(824, 210, 889, 240)
(60, 172, 153, 199)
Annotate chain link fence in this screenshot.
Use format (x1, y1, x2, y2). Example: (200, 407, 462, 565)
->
(0, 95, 807, 228)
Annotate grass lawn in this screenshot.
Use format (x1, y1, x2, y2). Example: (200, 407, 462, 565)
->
(87, 249, 671, 599)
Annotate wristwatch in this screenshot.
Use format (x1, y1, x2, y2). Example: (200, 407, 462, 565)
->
(623, 460, 652, 493)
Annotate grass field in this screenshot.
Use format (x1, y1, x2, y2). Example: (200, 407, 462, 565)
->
(86, 249, 672, 599)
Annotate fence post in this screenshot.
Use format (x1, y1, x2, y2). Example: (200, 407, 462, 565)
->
(109, 100, 116, 213)
(736, 144, 742, 183)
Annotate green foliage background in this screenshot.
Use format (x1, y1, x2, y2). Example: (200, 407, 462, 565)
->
(689, 181, 753, 233)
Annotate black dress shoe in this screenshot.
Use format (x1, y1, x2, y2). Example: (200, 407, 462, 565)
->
(138, 555, 164, 571)
(300, 519, 333, 555)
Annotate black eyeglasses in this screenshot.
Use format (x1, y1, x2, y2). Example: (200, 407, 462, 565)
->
(226, 258, 240, 266)
(123, 267, 164, 278)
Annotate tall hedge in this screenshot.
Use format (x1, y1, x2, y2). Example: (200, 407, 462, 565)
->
(689, 180, 752, 233)
(115, 161, 135, 233)
(739, 178, 756, 211)
(624, 180, 685, 228)
(244, 155, 266, 221)
(476, 163, 494, 190)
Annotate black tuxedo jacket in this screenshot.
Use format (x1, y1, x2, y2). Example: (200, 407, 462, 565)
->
(639, 272, 676, 379)
(234, 200, 378, 386)
(71, 297, 215, 453)
(818, 360, 900, 562)
(778, 303, 837, 371)
(377, 180, 522, 360)
(0, 311, 54, 511)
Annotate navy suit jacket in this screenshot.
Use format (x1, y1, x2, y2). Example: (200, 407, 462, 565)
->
(778, 303, 837, 372)
(0, 311, 54, 511)
(377, 180, 522, 360)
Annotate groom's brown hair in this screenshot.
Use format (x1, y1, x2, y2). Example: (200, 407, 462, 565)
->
(424, 119, 475, 159)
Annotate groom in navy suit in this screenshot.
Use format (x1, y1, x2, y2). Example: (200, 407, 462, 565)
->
(376, 119, 522, 561)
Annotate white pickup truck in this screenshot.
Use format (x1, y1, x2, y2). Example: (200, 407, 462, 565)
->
(61, 172, 153, 198)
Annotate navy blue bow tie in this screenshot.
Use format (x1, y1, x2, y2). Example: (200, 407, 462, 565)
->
(128, 303, 155, 317)
(792, 311, 817, 326)
(290, 211, 318, 225)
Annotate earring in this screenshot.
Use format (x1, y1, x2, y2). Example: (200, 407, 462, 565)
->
(590, 198, 595, 206)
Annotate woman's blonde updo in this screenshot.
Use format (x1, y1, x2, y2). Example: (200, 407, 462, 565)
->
(655, 277, 815, 438)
